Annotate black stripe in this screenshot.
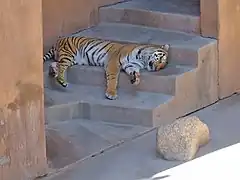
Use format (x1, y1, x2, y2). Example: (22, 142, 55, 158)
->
(78, 38, 89, 56)
(96, 43, 114, 64)
(126, 55, 131, 63)
(58, 54, 73, 64)
(94, 42, 111, 65)
(91, 42, 106, 66)
(72, 37, 83, 51)
(126, 55, 141, 67)
(82, 39, 96, 65)
(70, 37, 80, 53)
(61, 48, 74, 59)
(76, 37, 88, 49)
(72, 36, 81, 45)
(136, 47, 145, 59)
(124, 64, 134, 69)
(66, 43, 75, 56)
(82, 39, 96, 54)
(44, 54, 50, 60)
(45, 53, 51, 57)
(43, 47, 54, 62)
(58, 39, 63, 47)
(85, 52, 91, 65)
(86, 40, 103, 65)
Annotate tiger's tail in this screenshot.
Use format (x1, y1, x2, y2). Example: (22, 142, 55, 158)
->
(43, 46, 55, 62)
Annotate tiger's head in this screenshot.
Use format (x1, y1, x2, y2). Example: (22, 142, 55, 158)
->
(141, 44, 170, 72)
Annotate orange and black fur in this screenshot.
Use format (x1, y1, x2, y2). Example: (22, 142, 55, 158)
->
(43, 36, 170, 100)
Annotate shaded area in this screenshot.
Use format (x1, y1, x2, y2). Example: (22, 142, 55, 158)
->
(45, 120, 149, 169)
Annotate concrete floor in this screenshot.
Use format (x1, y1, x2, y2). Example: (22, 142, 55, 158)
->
(43, 94, 240, 180)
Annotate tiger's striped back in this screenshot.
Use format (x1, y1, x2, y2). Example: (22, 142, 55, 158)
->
(53, 36, 129, 67)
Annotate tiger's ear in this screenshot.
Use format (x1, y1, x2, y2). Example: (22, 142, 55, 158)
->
(162, 44, 170, 51)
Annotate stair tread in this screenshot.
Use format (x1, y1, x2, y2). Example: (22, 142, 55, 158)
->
(104, 0, 200, 17)
(68, 64, 194, 77)
(74, 22, 215, 49)
(44, 62, 194, 76)
(45, 84, 173, 109)
(44, 64, 194, 95)
(44, 59, 194, 75)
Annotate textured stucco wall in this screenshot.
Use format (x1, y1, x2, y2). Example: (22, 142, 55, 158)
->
(201, 0, 240, 98)
(218, 0, 240, 98)
(0, 0, 47, 179)
(42, 0, 122, 50)
(200, 0, 218, 38)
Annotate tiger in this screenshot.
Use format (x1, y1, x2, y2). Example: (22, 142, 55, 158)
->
(43, 36, 170, 100)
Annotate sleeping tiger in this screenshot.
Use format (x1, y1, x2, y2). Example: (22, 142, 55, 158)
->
(43, 36, 170, 100)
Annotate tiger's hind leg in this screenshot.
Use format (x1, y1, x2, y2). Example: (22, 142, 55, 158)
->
(48, 59, 78, 87)
(105, 54, 121, 100)
(56, 61, 71, 87)
(55, 52, 74, 88)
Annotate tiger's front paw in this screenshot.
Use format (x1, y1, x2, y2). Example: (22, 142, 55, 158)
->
(105, 91, 118, 100)
(130, 71, 140, 86)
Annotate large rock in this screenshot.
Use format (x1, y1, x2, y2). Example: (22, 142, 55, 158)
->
(156, 116, 210, 161)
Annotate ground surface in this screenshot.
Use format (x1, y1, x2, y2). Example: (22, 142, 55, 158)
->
(43, 94, 240, 180)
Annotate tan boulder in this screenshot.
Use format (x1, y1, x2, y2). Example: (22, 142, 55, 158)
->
(156, 116, 210, 161)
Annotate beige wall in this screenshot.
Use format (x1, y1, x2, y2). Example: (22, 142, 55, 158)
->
(218, 0, 240, 98)
(200, 0, 218, 38)
(0, 0, 47, 179)
(42, 0, 122, 49)
(5, 0, 240, 178)
(201, 0, 240, 98)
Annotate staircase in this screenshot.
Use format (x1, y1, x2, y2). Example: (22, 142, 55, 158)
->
(44, 0, 218, 127)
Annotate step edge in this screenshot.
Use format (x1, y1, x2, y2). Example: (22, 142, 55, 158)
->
(43, 64, 196, 80)
(84, 22, 216, 44)
(100, 6, 200, 19)
(45, 91, 174, 110)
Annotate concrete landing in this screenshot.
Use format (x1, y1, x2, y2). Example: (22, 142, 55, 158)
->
(46, 119, 150, 169)
(43, 94, 240, 180)
(100, 0, 200, 34)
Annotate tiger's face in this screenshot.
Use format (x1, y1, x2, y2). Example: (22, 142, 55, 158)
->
(146, 44, 170, 72)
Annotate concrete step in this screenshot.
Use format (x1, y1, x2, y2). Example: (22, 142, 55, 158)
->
(74, 22, 215, 66)
(44, 84, 173, 126)
(44, 64, 194, 95)
(99, 0, 200, 34)
(44, 22, 218, 128)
